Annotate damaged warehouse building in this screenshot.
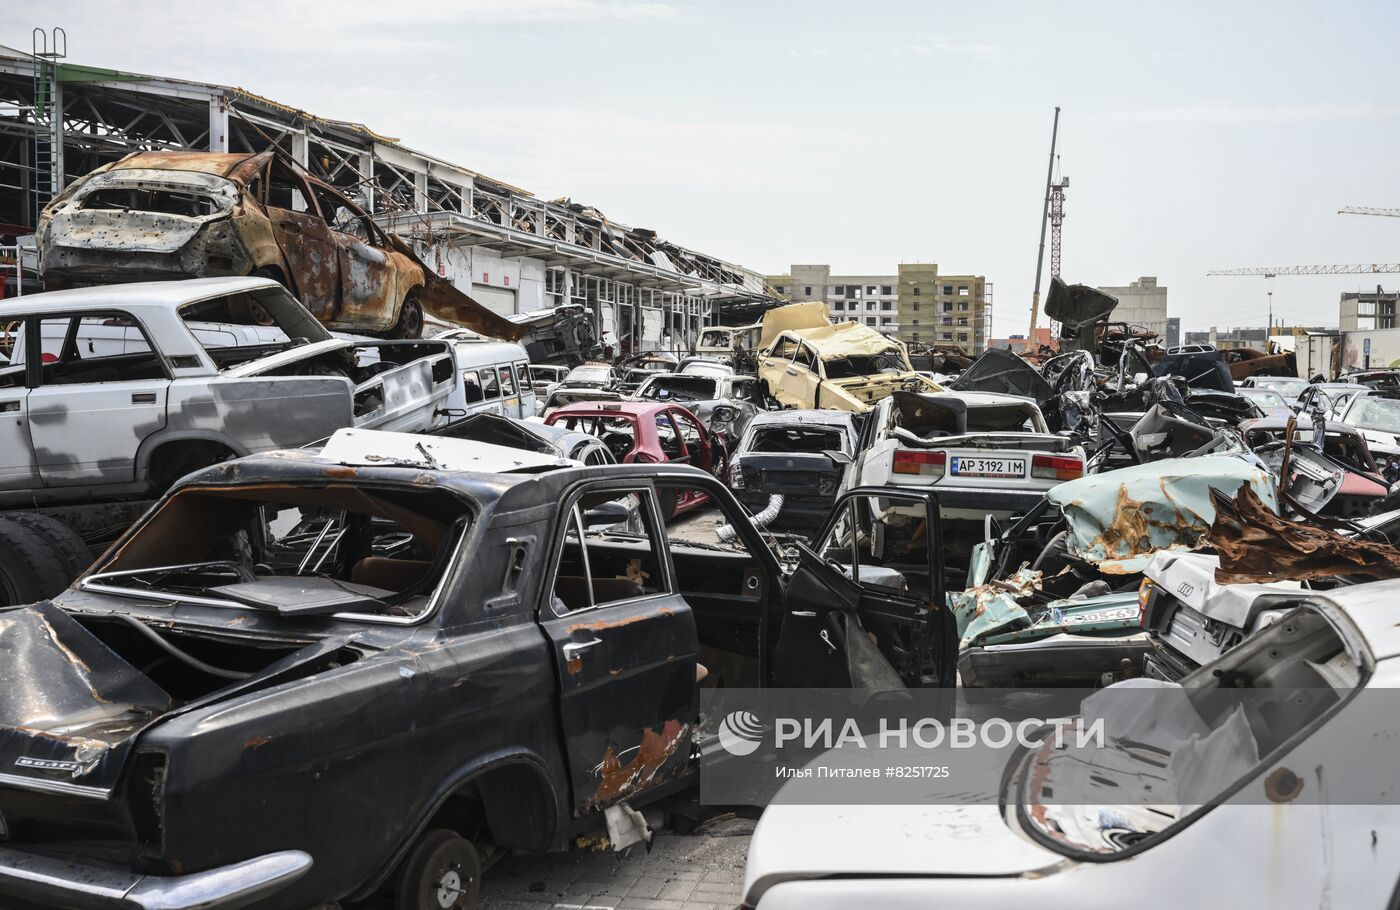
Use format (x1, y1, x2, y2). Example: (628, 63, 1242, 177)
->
(0, 42, 776, 351)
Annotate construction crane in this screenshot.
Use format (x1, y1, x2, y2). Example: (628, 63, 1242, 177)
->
(1339, 206, 1400, 218)
(1049, 158, 1068, 279)
(1208, 264, 1400, 276)
(1028, 106, 1061, 339)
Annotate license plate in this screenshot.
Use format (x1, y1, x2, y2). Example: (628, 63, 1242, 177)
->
(950, 456, 1025, 478)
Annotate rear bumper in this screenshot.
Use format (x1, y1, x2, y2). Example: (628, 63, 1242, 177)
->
(0, 846, 311, 910)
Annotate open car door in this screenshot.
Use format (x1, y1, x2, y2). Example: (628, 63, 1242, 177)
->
(773, 487, 954, 689)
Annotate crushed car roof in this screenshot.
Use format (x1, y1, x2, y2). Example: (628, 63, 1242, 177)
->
(0, 275, 283, 314)
(320, 428, 574, 473)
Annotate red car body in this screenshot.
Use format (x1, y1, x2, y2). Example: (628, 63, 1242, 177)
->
(545, 401, 725, 517)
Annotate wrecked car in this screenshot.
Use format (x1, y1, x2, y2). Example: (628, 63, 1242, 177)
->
(431, 411, 615, 465)
(948, 454, 1279, 687)
(743, 580, 1400, 909)
(632, 371, 763, 444)
(37, 150, 525, 342)
(0, 277, 454, 509)
(506, 302, 602, 366)
(0, 431, 947, 910)
(692, 321, 762, 369)
(544, 402, 727, 517)
(1238, 416, 1388, 518)
(847, 391, 1084, 531)
(756, 302, 940, 412)
(1334, 389, 1400, 481)
(729, 410, 859, 531)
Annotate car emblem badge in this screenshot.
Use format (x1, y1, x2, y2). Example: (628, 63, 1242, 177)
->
(15, 756, 83, 774)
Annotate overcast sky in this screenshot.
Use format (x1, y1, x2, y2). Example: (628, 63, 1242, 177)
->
(20, 0, 1400, 336)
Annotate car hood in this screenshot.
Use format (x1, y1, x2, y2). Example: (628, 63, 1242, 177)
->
(745, 803, 1060, 903)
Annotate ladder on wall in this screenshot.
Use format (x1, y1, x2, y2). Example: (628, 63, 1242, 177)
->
(30, 27, 66, 229)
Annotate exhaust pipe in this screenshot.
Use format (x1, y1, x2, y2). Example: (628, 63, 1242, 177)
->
(718, 494, 784, 542)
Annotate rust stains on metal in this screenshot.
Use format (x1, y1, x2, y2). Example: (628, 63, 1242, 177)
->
(568, 607, 673, 635)
(593, 719, 689, 805)
(1209, 485, 1400, 584)
(566, 657, 583, 675)
(244, 735, 272, 750)
(1264, 767, 1304, 803)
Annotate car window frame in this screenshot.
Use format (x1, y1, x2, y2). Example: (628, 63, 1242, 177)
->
(31, 310, 173, 387)
(544, 480, 674, 618)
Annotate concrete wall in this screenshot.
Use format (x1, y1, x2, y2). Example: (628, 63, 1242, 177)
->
(1096, 276, 1168, 338)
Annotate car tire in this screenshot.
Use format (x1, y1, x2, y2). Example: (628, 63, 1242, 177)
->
(395, 829, 481, 910)
(0, 513, 93, 583)
(392, 289, 425, 340)
(0, 517, 77, 606)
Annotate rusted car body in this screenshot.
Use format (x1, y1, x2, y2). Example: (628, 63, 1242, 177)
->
(37, 151, 524, 342)
(0, 432, 944, 909)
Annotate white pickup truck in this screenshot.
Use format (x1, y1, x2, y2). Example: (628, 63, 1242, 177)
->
(847, 390, 1085, 524)
(0, 276, 455, 604)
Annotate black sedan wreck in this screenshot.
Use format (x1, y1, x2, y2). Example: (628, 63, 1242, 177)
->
(0, 429, 950, 910)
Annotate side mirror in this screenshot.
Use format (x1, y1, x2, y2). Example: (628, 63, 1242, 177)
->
(711, 405, 738, 424)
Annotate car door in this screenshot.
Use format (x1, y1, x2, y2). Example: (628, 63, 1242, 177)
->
(264, 158, 340, 320)
(0, 325, 37, 491)
(772, 487, 954, 689)
(539, 484, 699, 815)
(310, 184, 399, 328)
(778, 339, 821, 407)
(26, 313, 170, 487)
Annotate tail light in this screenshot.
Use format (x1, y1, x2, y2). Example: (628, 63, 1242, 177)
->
(893, 450, 945, 478)
(1138, 579, 1154, 628)
(730, 462, 746, 489)
(1031, 453, 1084, 481)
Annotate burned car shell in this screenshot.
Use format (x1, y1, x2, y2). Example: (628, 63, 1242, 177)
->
(0, 448, 933, 909)
(37, 150, 434, 336)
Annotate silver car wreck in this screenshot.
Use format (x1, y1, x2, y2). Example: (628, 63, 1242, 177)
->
(0, 276, 454, 507)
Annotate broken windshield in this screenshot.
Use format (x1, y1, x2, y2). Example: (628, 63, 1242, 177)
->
(746, 425, 845, 454)
(823, 349, 909, 378)
(1346, 396, 1400, 434)
(638, 375, 718, 402)
(84, 484, 471, 621)
(178, 287, 331, 369)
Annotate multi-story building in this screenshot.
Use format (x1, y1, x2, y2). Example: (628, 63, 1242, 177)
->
(1339, 287, 1400, 331)
(1094, 276, 1169, 339)
(767, 262, 990, 352)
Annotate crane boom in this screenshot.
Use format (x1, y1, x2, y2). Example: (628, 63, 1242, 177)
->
(1338, 206, 1400, 218)
(1207, 264, 1400, 276)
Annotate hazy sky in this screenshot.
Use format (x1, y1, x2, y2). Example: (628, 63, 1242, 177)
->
(19, 0, 1400, 336)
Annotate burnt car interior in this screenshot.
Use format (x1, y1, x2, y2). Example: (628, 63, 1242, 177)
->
(822, 348, 908, 378)
(86, 483, 469, 623)
(1018, 604, 1365, 857)
(80, 185, 222, 218)
(553, 413, 642, 462)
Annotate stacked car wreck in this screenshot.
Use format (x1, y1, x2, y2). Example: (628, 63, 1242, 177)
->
(4, 150, 1400, 908)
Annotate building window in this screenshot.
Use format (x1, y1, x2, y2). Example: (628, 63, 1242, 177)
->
(912, 302, 919, 312)
(865, 286, 875, 295)
(804, 286, 812, 296)
(942, 285, 953, 295)
(882, 285, 893, 296)
(958, 286, 969, 296)
(881, 301, 892, 311)
(958, 302, 969, 311)
(911, 333, 920, 342)
(911, 319, 919, 326)
(846, 286, 858, 298)
(943, 302, 953, 312)
(866, 318, 877, 326)
(957, 317, 968, 326)
(913, 288, 921, 296)
(941, 332, 953, 341)
(832, 300, 843, 311)
(957, 333, 969, 342)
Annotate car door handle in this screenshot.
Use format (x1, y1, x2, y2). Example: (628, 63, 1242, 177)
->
(279, 221, 302, 233)
(790, 610, 817, 617)
(131, 392, 158, 404)
(563, 638, 602, 658)
(785, 367, 799, 376)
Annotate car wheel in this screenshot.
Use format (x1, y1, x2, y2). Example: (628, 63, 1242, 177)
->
(396, 829, 481, 910)
(0, 513, 92, 583)
(392, 289, 425, 339)
(0, 517, 76, 606)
